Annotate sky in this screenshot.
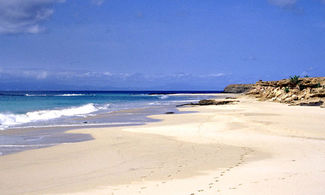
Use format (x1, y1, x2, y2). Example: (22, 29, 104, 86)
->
(0, 0, 325, 90)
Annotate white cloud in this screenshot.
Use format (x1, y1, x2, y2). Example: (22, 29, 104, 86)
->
(268, 0, 297, 7)
(0, 0, 65, 34)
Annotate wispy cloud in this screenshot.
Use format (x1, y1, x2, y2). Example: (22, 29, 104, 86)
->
(22, 70, 48, 80)
(0, 0, 66, 34)
(207, 73, 225, 77)
(0, 69, 49, 79)
(0, 68, 228, 89)
(91, 0, 105, 6)
(268, 0, 297, 8)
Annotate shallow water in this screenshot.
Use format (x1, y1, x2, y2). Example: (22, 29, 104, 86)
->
(0, 91, 224, 155)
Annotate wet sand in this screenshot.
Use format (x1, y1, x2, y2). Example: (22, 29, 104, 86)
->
(1, 95, 325, 194)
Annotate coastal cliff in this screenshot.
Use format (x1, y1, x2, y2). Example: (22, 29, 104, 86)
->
(224, 84, 254, 93)
(225, 77, 325, 107)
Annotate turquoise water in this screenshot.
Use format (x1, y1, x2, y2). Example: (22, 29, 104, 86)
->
(0, 91, 219, 130)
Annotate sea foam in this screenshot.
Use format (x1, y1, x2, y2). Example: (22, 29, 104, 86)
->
(0, 103, 109, 130)
(159, 95, 169, 99)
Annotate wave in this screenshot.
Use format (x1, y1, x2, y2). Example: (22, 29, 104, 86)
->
(25, 94, 47, 96)
(25, 93, 88, 97)
(158, 95, 169, 99)
(55, 94, 86, 96)
(0, 103, 110, 130)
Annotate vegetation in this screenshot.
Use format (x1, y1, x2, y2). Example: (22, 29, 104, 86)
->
(289, 75, 301, 86)
(316, 83, 321, 88)
(304, 75, 310, 78)
(284, 87, 290, 93)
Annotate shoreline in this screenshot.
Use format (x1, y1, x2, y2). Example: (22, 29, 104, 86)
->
(1, 95, 325, 194)
(0, 93, 227, 156)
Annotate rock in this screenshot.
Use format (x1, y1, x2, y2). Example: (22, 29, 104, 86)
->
(177, 99, 239, 107)
(299, 100, 324, 107)
(224, 84, 254, 93)
(244, 77, 325, 107)
(165, 112, 174, 114)
(198, 99, 218, 105)
(198, 99, 239, 105)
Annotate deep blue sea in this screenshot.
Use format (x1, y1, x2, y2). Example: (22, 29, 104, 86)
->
(0, 91, 219, 130)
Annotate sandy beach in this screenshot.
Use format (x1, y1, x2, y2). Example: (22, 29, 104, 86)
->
(1, 94, 325, 195)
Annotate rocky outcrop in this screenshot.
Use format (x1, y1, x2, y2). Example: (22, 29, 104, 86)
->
(177, 99, 239, 107)
(246, 77, 325, 107)
(224, 84, 254, 93)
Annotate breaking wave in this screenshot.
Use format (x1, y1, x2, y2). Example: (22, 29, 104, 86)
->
(158, 95, 169, 99)
(0, 103, 109, 130)
(25, 93, 88, 97)
(56, 94, 86, 96)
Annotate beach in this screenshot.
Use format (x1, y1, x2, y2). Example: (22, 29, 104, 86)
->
(1, 94, 325, 195)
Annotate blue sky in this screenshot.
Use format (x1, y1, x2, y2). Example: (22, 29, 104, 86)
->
(0, 0, 325, 90)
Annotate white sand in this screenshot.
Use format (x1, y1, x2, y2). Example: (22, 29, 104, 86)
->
(1, 95, 325, 195)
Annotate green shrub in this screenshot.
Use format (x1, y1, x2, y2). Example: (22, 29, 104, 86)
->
(304, 75, 310, 78)
(284, 87, 290, 93)
(289, 75, 301, 86)
(316, 83, 321, 88)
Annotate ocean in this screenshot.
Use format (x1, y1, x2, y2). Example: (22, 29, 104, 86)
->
(0, 91, 221, 130)
(0, 91, 221, 155)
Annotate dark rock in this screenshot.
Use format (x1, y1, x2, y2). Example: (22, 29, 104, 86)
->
(299, 101, 324, 107)
(198, 99, 217, 105)
(165, 112, 174, 114)
(177, 99, 239, 107)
